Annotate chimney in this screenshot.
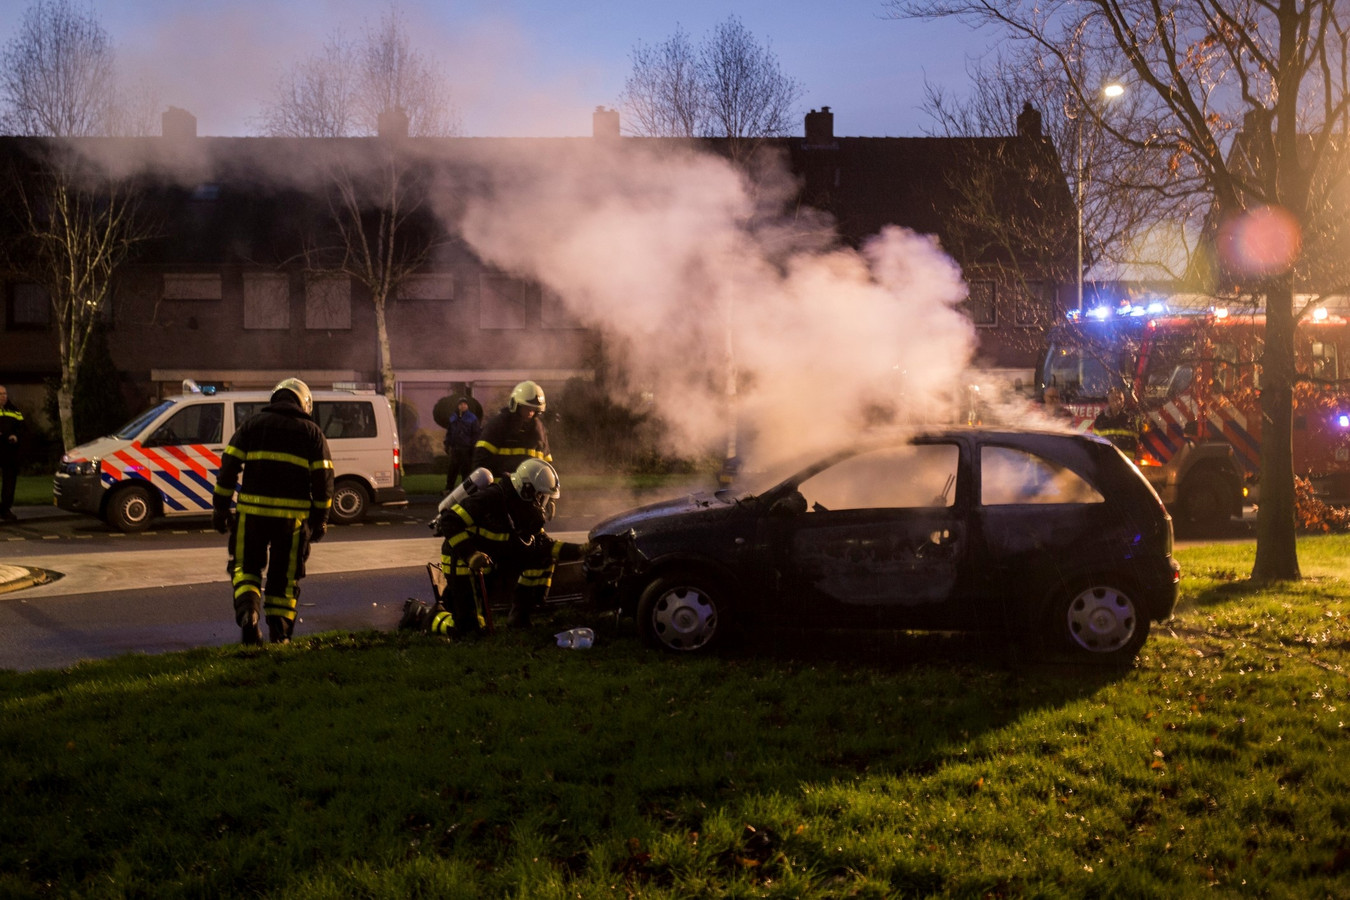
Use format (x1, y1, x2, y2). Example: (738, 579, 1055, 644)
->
(162, 106, 197, 139)
(378, 106, 410, 139)
(593, 105, 620, 139)
(804, 106, 835, 148)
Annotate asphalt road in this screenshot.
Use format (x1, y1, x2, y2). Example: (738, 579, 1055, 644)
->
(0, 494, 614, 673)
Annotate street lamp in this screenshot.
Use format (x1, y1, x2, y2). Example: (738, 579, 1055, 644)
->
(1076, 82, 1125, 311)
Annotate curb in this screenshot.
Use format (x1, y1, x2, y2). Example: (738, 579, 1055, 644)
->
(0, 564, 56, 595)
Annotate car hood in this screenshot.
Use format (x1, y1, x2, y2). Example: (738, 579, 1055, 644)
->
(588, 489, 751, 539)
(62, 435, 134, 463)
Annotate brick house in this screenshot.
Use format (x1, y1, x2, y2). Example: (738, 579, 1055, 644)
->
(0, 106, 1073, 465)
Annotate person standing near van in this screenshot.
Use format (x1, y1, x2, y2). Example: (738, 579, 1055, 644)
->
(0, 385, 23, 522)
(443, 397, 481, 492)
(213, 378, 333, 645)
(473, 380, 552, 479)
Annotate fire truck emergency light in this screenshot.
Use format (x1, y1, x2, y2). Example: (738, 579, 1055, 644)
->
(1338, 413, 1350, 429)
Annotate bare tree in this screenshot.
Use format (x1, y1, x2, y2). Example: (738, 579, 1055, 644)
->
(257, 5, 459, 138)
(888, 0, 1350, 581)
(619, 15, 803, 146)
(0, 0, 114, 136)
(3, 143, 155, 451)
(619, 26, 705, 138)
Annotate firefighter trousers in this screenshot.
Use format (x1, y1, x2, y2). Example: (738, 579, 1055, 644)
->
(228, 512, 310, 641)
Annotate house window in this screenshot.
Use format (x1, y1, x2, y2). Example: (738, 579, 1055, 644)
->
(541, 288, 584, 329)
(163, 273, 222, 300)
(7, 282, 50, 329)
(965, 281, 996, 327)
(399, 274, 455, 301)
(480, 275, 535, 329)
(243, 273, 290, 330)
(305, 275, 351, 330)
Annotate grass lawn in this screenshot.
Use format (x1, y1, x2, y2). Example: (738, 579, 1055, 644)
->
(1, 538, 1348, 897)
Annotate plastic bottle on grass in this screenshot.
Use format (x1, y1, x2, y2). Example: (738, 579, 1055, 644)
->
(555, 627, 594, 649)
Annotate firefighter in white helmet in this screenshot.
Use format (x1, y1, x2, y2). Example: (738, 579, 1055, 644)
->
(472, 380, 552, 480)
(402, 458, 584, 633)
(213, 378, 333, 645)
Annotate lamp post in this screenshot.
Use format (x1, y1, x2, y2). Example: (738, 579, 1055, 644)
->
(1077, 82, 1125, 311)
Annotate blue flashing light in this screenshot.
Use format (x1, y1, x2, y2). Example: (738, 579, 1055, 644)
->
(1087, 306, 1112, 320)
(1338, 413, 1350, 429)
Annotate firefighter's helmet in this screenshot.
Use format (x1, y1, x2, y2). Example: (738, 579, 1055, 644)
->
(510, 458, 560, 509)
(508, 380, 546, 414)
(272, 377, 313, 415)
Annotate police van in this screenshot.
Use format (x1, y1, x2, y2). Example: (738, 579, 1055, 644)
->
(54, 382, 407, 532)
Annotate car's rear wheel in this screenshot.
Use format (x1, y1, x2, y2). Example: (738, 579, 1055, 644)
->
(330, 479, 369, 525)
(637, 573, 724, 652)
(1048, 580, 1149, 664)
(106, 484, 155, 533)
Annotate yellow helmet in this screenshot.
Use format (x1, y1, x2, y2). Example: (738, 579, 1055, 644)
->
(508, 380, 546, 413)
(510, 458, 560, 509)
(272, 377, 313, 415)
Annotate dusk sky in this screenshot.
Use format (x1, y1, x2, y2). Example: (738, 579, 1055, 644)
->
(1, 0, 999, 138)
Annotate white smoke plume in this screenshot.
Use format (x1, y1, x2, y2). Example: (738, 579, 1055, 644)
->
(444, 139, 977, 469)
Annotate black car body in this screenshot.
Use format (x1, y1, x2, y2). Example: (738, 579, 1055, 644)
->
(584, 427, 1180, 663)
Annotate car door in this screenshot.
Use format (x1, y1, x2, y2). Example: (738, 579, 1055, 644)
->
(768, 440, 971, 629)
(136, 400, 226, 514)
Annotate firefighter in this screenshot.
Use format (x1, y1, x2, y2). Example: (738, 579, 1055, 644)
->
(473, 380, 553, 480)
(1091, 387, 1140, 454)
(213, 378, 334, 645)
(0, 385, 23, 523)
(402, 458, 584, 634)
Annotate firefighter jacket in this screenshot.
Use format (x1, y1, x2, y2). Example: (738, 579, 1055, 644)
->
(214, 397, 334, 527)
(0, 400, 22, 464)
(472, 407, 552, 478)
(1091, 408, 1140, 454)
(435, 479, 582, 576)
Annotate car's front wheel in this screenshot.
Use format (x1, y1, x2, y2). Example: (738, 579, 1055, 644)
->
(106, 484, 155, 533)
(637, 573, 724, 652)
(1048, 580, 1149, 664)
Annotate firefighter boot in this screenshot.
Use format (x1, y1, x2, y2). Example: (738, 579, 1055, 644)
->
(235, 591, 263, 645)
(506, 597, 536, 628)
(399, 598, 436, 632)
(267, 615, 293, 644)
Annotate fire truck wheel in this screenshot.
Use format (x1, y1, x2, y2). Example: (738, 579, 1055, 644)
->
(106, 484, 155, 533)
(1178, 470, 1233, 532)
(329, 479, 369, 525)
(1047, 579, 1149, 664)
(637, 572, 727, 653)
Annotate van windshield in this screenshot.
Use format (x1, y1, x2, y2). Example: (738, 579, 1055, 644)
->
(114, 401, 175, 439)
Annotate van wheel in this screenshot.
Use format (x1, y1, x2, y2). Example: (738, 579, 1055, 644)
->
(330, 480, 369, 525)
(106, 484, 155, 533)
(1178, 470, 1234, 532)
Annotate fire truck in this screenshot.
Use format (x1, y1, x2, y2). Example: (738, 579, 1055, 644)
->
(1035, 302, 1350, 528)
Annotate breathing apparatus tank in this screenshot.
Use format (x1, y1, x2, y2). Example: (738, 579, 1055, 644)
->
(430, 468, 494, 535)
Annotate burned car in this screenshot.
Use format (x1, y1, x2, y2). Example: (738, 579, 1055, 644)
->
(584, 427, 1180, 663)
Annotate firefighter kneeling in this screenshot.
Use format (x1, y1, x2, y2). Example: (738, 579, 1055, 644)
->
(401, 458, 584, 635)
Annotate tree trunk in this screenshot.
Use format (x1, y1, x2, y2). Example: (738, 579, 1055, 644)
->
(57, 368, 78, 453)
(373, 292, 396, 403)
(1251, 276, 1300, 581)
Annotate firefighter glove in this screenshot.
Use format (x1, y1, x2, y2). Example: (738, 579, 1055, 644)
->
(309, 518, 327, 543)
(467, 551, 491, 572)
(212, 508, 231, 534)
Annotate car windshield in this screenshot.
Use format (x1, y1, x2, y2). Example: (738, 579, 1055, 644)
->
(113, 401, 175, 440)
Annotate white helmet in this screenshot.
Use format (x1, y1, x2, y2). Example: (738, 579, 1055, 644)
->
(508, 380, 546, 413)
(272, 377, 313, 415)
(510, 458, 560, 509)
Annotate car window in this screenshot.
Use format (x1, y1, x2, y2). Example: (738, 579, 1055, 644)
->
(980, 445, 1104, 505)
(146, 402, 224, 446)
(798, 443, 959, 510)
(313, 401, 376, 439)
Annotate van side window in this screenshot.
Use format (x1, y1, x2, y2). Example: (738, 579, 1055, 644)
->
(147, 402, 224, 447)
(313, 401, 376, 439)
(234, 402, 265, 429)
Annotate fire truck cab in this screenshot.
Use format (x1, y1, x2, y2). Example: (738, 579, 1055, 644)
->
(1037, 303, 1350, 529)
